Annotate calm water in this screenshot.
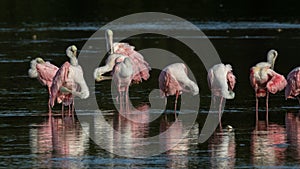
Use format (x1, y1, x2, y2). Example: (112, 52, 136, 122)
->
(1, 18, 300, 168)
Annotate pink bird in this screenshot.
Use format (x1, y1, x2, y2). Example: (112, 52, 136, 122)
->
(207, 63, 236, 123)
(50, 45, 89, 116)
(28, 57, 59, 112)
(285, 67, 300, 104)
(94, 29, 151, 83)
(159, 63, 199, 117)
(250, 49, 287, 120)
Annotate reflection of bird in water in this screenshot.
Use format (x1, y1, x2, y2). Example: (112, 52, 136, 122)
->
(207, 63, 236, 124)
(159, 117, 188, 168)
(209, 125, 236, 169)
(112, 103, 150, 157)
(285, 67, 300, 104)
(251, 120, 286, 167)
(28, 57, 58, 113)
(159, 63, 199, 118)
(50, 45, 89, 116)
(285, 112, 300, 160)
(29, 117, 89, 168)
(94, 29, 151, 113)
(249, 50, 287, 121)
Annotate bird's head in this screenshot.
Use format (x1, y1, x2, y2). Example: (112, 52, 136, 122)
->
(267, 49, 278, 69)
(36, 57, 45, 64)
(94, 67, 112, 82)
(66, 45, 78, 58)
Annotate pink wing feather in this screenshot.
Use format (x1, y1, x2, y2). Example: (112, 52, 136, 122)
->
(50, 62, 72, 107)
(266, 70, 287, 94)
(285, 67, 300, 99)
(114, 43, 151, 83)
(227, 71, 236, 91)
(36, 62, 59, 88)
(159, 70, 181, 97)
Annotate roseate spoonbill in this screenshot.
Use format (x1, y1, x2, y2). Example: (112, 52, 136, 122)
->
(112, 56, 134, 113)
(250, 50, 287, 121)
(94, 29, 150, 83)
(28, 57, 59, 112)
(285, 67, 300, 104)
(159, 63, 199, 118)
(207, 63, 236, 123)
(50, 45, 89, 115)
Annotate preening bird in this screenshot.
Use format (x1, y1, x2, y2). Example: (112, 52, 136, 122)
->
(50, 45, 89, 115)
(249, 49, 287, 121)
(94, 29, 150, 83)
(285, 67, 300, 104)
(28, 57, 59, 112)
(207, 63, 236, 123)
(159, 63, 199, 117)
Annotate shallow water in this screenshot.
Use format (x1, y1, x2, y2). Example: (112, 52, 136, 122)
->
(1, 19, 300, 168)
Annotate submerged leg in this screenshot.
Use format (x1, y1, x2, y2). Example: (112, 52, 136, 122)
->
(266, 92, 269, 123)
(218, 96, 224, 128)
(256, 96, 258, 122)
(125, 87, 130, 113)
(174, 90, 179, 119)
(61, 104, 64, 118)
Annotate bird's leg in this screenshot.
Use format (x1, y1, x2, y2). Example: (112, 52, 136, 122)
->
(218, 96, 223, 128)
(174, 91, 179, 120)
(125, 88, 130, 113)
(266, 92, 269, 123)
(256, 96, 258, 123)
(48, 99, 52, 115)
(119, 90, 124, 114)
(297, 96, 300, 105)
(68, 104, 71, 117)
(71, 100, 75, 122)
(61, 104, 64, 118)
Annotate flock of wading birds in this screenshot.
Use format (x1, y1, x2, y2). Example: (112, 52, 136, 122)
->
(28, 29, 300, 121)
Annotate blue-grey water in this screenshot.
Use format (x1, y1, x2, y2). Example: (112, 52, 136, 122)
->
(1, 8, 300, 168)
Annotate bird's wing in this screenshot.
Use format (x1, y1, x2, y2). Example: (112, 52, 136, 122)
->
(207, 68, 214, 90)
(249, 67, 258, 89)
(50, 62, 70, 107)
(113, 42, 151, 83)
(159, 70, 181, 96)
(266, 69, 287, 94)
(36, 62, 59, 88)
(285, 67, 300, 98)
(227, 71, 236, 91)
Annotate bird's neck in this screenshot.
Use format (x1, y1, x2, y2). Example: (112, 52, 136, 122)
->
(70, 57, 78, 66)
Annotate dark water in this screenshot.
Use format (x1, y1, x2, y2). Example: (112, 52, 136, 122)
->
(1, 3, 300, 168)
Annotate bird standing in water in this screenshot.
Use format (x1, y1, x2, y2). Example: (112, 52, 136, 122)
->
(250, 49, 287, 121)
(285, 67, 300, 104)
(50, 45, 89, 116)
(94, 29, 151, 113)
(159, 63, 199, 118)
(94, 29, 150, 83)
(207, 63, 236, 124)
(28, 57, 59, 113)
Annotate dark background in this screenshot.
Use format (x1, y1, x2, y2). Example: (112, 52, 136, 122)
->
(0, 0, 299, 24)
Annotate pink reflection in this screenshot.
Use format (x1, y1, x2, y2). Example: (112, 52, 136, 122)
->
(251, 120, 286, 167)
(30, 117, 89, 168)
(113, 103, 150, 155)
(209, 127, 236, 169)
(286, 112, 300, 160)
(159, 117, 189, 168)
